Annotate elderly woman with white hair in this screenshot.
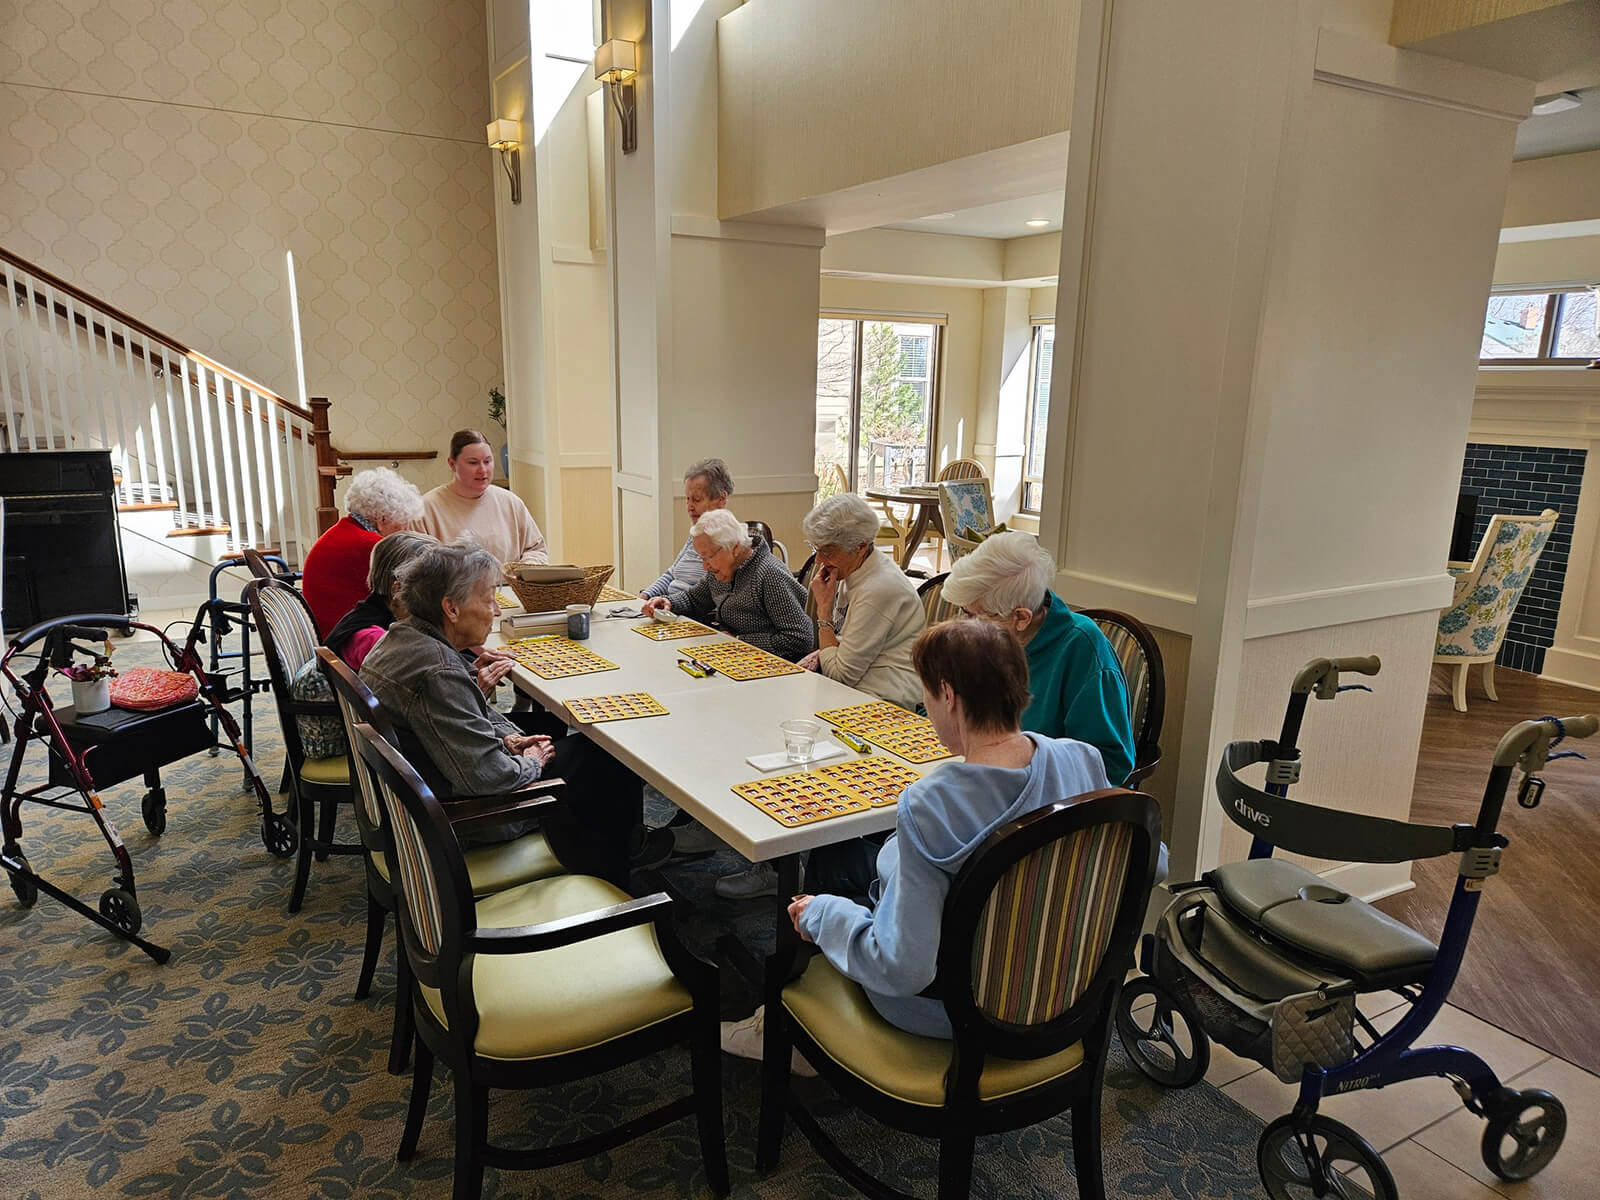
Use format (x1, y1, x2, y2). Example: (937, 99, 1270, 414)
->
(642, 508, 811, 661)
(360, 540, 669, 881)
(639, 458, 735, 600)
(798, 493, 925, 710)
(301, 466, 425, 636)
(941, 530, 1135, 786)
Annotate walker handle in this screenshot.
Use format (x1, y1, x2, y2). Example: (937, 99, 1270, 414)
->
(1292, 655, 1381, 699)
(1493, 714, 1599, 768)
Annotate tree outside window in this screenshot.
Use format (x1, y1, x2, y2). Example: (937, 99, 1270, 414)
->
(814, 317, 939, 498)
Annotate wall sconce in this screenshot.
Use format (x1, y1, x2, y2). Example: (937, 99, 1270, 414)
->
(595, 39, 639, 154)
(486, 118, 522, 204)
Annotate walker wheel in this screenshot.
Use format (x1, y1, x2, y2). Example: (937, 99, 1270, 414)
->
(141, 790, 167, 836)
(98, 887, 142, 935)
(1258, 1113, 1396, 1200)
(1116, 978, 1209, 1088)
(260, 809, 297, 859)
(7, 853, 38, 908)
(1481, 1088, 1565, 1181)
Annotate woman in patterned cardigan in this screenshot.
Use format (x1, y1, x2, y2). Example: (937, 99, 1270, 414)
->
(642, 508, 812, 661)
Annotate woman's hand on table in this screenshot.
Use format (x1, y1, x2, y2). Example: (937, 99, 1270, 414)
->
(798, 650, 821, 672)
(788, 894, 816, 942)
(641, 596, 671, 616)
(473, 645, 514, 662)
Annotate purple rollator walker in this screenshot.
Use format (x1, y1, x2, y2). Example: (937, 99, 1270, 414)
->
(1, 609, 293, 963)
(1118, 654, 1588, 1198)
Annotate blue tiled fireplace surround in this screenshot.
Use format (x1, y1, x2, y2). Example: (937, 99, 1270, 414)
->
(1456, 443, 1583, 675)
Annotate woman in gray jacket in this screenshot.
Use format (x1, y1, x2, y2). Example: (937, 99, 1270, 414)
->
(360, 540, 668, 883)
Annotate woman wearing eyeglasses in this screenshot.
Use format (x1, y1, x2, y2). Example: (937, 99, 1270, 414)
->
(796, 493, 925, 711)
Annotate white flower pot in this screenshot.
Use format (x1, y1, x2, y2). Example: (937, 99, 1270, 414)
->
(71, 678, 112, 715)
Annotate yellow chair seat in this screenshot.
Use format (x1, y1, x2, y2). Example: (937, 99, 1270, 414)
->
(782, 957, 1084, 1108)
(300, 755, 349, 786)
(420, 873, 692, 1061)
(372, 831, 563, 896)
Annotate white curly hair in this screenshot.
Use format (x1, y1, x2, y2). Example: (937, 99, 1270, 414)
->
(344, 466, 424, 528)
(941, 530, 1057, 617)
(802, 493, 881, 551)
(690, 507, 750, 551)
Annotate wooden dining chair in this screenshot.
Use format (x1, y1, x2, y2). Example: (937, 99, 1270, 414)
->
(317, 648, 569, 1075)
(352, 725, 729, 1200)
(1076, 608, 1166, 789)
(246, 578, 364, 912)
(916, 571, 959, 626)
(757, 790, 1161, 1200)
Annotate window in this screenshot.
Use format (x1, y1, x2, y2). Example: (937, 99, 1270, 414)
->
(815, 316, 941, 497)
(1021, 322, 1054, 514)
(1479, 289, 1600, 364)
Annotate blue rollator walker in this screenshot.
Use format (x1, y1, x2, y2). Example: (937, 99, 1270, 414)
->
(1117, 655, 1589, 1198)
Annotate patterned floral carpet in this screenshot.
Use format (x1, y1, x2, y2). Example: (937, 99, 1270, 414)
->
(0, 641, 1265, 1199)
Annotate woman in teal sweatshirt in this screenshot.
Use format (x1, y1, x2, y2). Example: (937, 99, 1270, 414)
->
(940, 531, 1135, 786)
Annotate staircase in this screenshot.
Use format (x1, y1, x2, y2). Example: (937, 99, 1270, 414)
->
(1, 247, 324, 581)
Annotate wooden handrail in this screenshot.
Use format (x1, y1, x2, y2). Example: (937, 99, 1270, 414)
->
(336, 449, 438, 461)
(0, 243, 312, 424)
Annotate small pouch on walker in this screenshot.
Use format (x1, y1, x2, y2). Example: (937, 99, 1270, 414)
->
(1270, 988, 1357, 1083)
(110, 668, 199, 711)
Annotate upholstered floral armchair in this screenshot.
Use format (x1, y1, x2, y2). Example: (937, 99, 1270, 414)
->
(936, 479, 995, 564)
(1434, 508, 1557, 712)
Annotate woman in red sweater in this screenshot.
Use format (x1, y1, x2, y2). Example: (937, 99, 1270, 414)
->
(301, 467, 425, 636)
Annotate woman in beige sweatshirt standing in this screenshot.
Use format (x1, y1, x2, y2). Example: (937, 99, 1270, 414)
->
(800, 493, 925, 711)
(414, 429, 548, 566)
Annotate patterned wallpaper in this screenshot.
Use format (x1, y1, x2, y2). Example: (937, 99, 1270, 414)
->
(0, 0, 502, 457)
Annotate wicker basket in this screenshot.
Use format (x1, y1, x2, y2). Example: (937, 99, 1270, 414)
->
(502, 564, 615, 612)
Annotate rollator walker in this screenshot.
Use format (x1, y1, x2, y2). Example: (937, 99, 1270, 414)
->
(1, 610, 294, 963)
(1118, 654, 1589, 1199)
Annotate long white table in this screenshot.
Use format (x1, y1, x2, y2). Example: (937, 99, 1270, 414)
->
(492, 599, 949, 863)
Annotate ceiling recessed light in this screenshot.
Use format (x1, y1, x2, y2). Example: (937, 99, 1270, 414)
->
(1531, 92, 1582, 116)
(918, 212, 957, 222)
(1025, 218, 1051, 228)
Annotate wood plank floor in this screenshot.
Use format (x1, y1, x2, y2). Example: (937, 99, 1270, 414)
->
(1376, 664, 1600, 1076)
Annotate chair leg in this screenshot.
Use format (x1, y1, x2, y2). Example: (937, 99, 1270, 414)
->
(689, 1005, 730, 1196)
(288, 789, 315, 913)
(1070, 1091, 1107, 1200)
(452, 1076, 487, 1200)
(756, 1005, 791, 1172)
(936, 1131, 977, 1200)
(315, 797, 337, 862)
(354, 892, 384, 1000)
(1451, 662, 1469, 713)
(389, 946, 414, 1076)
(1482, 661, 1498, 702)
(398, 1038, 433, 1161)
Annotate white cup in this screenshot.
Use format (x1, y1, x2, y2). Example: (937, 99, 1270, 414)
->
(781, 718, 822, 763)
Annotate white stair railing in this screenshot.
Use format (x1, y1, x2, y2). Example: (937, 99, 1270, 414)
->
(1, 246, 317, 563)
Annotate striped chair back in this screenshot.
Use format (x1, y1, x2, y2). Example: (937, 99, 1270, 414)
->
(1078, 608, 1165, 788)
(354, 726, 452, 962)
(970, 821, 1134, 1025)
(320, 651, 387, 837)
(917, 572, 959, 625)
(253, 581, 319, 685)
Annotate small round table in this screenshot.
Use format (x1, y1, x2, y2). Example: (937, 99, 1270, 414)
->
(864, 488, 944, 571)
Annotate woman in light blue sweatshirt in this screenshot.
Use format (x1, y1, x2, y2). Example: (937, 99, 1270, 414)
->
(790, 620, 1112, 1039)
(638, 457, 734, 598)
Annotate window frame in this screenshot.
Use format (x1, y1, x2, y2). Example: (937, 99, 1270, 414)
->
(814, 312, 944, 495)
(1479, 289, 1599, 366)
(1020, 319, 1053, 515)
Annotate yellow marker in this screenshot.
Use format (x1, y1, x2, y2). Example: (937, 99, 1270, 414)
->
(677, 659, 709, 679)
(835, 729, 871, 754)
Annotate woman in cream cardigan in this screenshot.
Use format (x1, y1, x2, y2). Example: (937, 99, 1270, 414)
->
(800, 493, 925, 710)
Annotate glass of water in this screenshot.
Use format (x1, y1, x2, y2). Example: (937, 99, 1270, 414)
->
(781, 719, 822, 763)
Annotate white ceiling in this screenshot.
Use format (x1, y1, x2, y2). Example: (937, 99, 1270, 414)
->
(881, 190, 1066, 240)
(1514, 87, 1600, 160)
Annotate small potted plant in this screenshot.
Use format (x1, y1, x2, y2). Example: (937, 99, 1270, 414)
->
(60, 655, 118, 715)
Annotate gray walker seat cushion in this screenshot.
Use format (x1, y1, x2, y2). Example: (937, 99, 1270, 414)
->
(1205, 858, 1437, 983)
